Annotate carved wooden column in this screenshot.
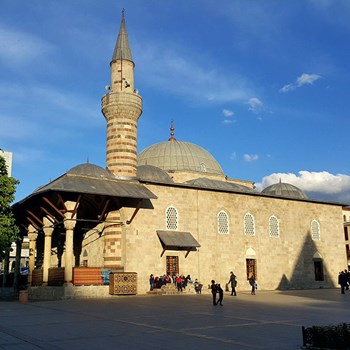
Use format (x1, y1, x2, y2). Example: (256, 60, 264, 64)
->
(42, 217, 54, 285)
(27, 225, 38, 286)
(64, 201, 78, 284)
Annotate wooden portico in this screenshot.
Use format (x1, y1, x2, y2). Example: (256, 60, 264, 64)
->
(12, 163, 156, 297)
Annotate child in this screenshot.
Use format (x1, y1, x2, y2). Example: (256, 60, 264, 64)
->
(216, 283, 224, 306)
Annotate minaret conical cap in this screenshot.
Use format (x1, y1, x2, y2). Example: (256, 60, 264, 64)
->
(111, 9, 133, 64)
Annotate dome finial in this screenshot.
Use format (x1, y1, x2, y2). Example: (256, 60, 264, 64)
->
(122, 8, 125, 19)
(168, 119, 176, 142)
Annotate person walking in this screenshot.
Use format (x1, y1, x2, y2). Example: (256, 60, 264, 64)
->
(228, 271, 237, 296)
(344, 269, 350, 290)
(338, 271, 347, 294)
(248, 274, 256, 295)
(211, 280, 217, 305)
(216, 283, 224, 305)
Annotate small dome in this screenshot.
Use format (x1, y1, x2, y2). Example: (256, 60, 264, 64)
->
(262, 182, 308, 199)
(138, 140, 224, 175)
(137, 165, 174, 183)
(68, 163, 114, 179)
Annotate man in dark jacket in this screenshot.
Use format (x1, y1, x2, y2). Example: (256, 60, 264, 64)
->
(228, 271, 237, 296)
(338, 271, 347, 294)
(211, 280, 217, 305)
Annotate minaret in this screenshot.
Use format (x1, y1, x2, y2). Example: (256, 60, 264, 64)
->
(102, 9, 142, 179)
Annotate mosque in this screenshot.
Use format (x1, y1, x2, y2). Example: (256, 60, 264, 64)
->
(13, 12, 347, 299)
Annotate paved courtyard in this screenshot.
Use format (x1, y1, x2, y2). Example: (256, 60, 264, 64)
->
(0, 288, 349, 350)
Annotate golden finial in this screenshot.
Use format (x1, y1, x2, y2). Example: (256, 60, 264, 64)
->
(168, 120, 176, 142)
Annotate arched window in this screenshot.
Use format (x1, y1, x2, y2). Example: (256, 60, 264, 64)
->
(311, 219, 321, 240)
(244, 213, 255, 236)
(217, 210, 229, 234)
(269, 215, 280, 238)
(166, 206, 178, 230)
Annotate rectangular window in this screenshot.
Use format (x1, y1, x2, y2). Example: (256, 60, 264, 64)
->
(246, 259, 257, 280)
(346, 244, 350, 260)
(345, 227, 349, 241)
(314, 261, 324, 281)
(166, 256, 179, 278)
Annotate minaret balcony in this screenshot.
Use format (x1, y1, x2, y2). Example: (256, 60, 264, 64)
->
(102, 92, 142, 117)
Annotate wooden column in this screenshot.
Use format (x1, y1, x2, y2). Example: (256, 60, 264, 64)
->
(42, 217, 54, 285)
(64, 201, 78, 285)
(28, 227, 38, 286)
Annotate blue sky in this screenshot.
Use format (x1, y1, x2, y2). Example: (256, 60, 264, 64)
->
(1, 0, 350, 203)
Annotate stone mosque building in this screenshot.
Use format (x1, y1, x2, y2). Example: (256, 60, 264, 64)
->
(13, 12, 347, 298)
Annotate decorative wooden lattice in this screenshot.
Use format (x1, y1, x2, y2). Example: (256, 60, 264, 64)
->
(302, 323, 350, 349)
(109, 272, 137, 295)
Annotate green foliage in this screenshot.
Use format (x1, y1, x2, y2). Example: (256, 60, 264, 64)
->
(0, 155, 20, 260)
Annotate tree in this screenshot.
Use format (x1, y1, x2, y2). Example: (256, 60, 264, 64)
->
(0, 155, 20, 261)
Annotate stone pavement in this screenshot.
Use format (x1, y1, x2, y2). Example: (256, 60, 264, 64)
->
(0, 288, 349, 350)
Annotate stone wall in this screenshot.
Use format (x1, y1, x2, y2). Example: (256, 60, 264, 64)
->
(121, 183, 345, 294)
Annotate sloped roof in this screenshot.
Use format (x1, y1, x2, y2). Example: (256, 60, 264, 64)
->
(30, 163, 156, 200)
(184, 177, 256, 193)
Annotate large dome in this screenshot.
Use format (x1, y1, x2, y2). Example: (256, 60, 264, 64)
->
(137, 140, 224, 175)
(262, 181, 308, 200)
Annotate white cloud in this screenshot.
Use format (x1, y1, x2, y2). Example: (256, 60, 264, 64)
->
(0, 25, 54, 66)
(244, 154, 259, 162)
(222, 109, 235, 124)
(230, 152, 237, 160)
(247, 97, 264, 113)
(280, 73, 322, 92)
(223, 109, 234, 117)
(256, 170, 350, 203)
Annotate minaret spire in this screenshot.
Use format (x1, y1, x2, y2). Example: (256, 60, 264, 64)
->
(111, 9, 133, 64)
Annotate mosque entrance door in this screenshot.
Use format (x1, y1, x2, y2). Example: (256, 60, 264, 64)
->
(166, 256, 179, 277)
(246, 258, 257, 280)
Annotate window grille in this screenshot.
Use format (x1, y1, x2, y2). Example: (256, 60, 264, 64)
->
(311, 220, 321, 240)
(217, 210, 229, 234)
(244, 213, 255, 236)
(166, 206, 178, 230)
(269, 215, 280, 238)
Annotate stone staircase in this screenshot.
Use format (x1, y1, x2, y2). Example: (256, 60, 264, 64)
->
(147, 283, 197, 295)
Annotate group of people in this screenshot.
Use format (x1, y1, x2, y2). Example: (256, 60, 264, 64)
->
(149, 273, 194, 291)
(149, 271, 259, 301)
(148, 274, 172, 290)
(150, 268, 350, 298)
(210, 271, 258, 305)
(338, 269, 350, 294)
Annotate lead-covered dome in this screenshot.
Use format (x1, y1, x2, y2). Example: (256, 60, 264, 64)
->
(137, 165, 174, 183)
(68, 163, 114, 179)
(137, 140, 224, 175)
(262, 181, 308, 199)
